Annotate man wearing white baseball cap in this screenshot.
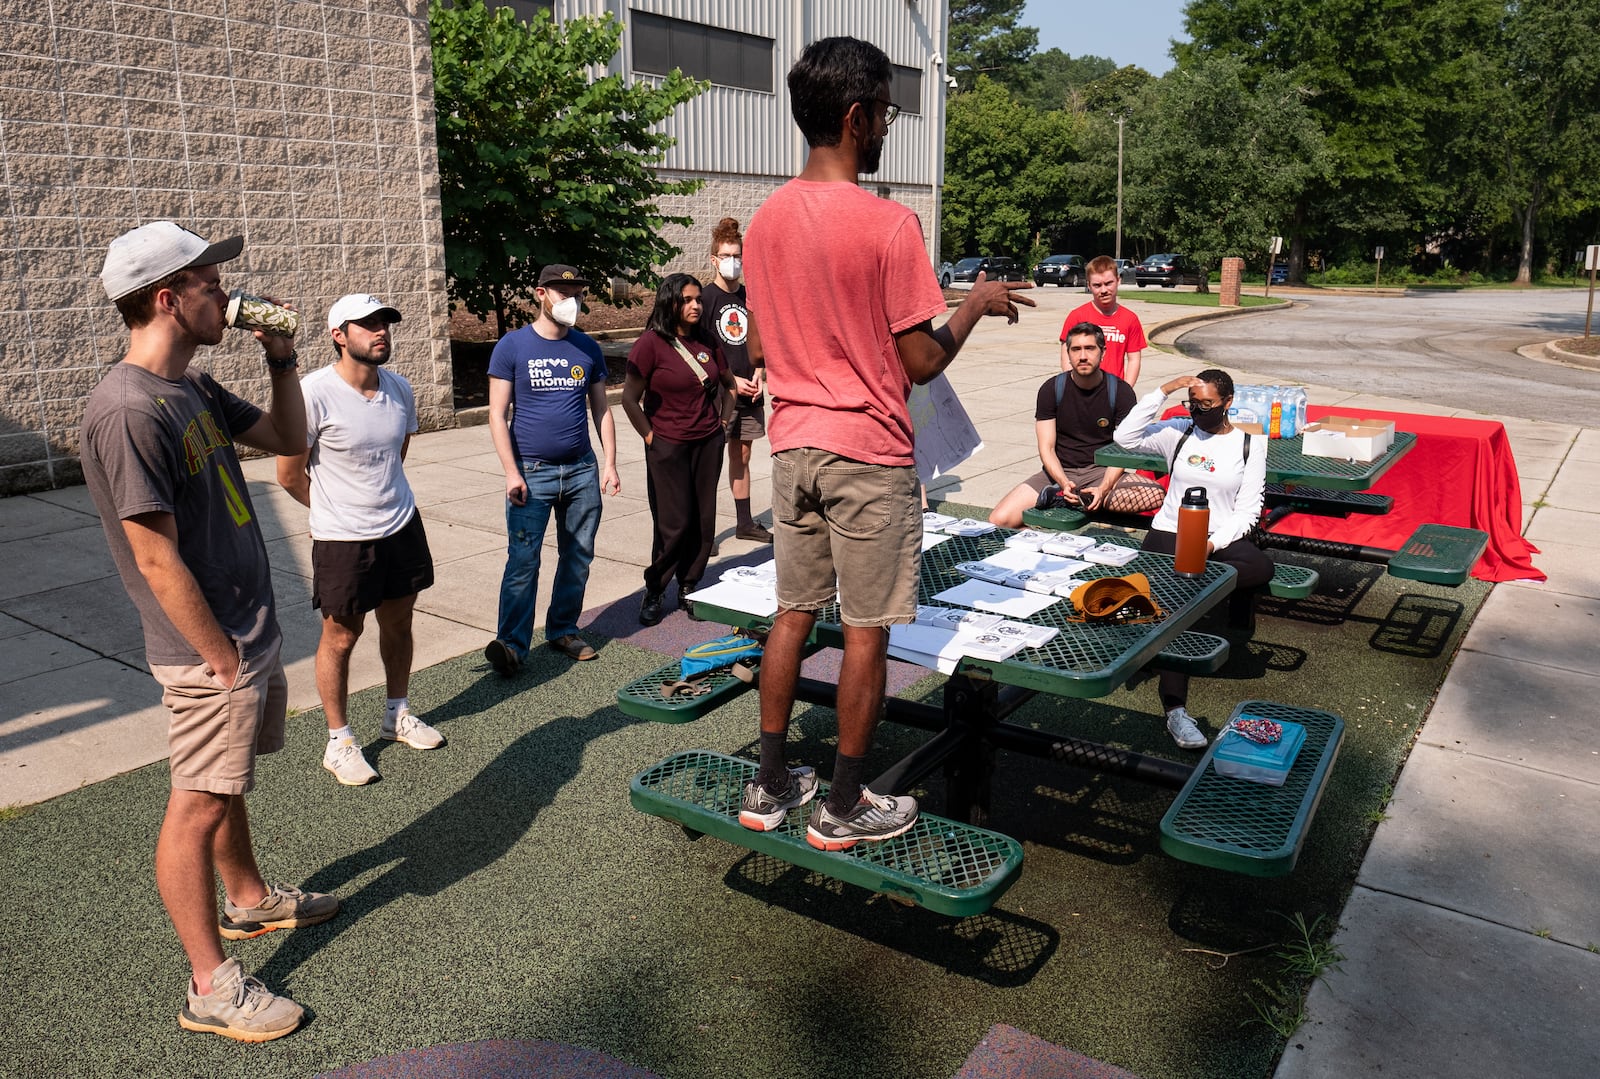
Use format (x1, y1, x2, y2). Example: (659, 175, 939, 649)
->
(80, 221, 336, 1042)
(277, 294, 443, 787)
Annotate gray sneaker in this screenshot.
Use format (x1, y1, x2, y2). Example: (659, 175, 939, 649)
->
(1166, 707, 1209, 750)
(381, 709, 444, 750)
(737, 766, 819, 831)
(178, 957, 303, 1042)
(806, 788, 919, 851)
(323, 737, 379, 785)
(220, 882, 340, 941)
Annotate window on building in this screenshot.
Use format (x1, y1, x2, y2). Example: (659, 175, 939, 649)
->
(891, 65, 922, 116)
(631, 11, 775, 93)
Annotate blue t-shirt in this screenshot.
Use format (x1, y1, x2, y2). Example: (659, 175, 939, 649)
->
(488, 325, 607, 464)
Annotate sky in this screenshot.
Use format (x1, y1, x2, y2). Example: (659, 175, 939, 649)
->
(1020, 0, 1191, 76)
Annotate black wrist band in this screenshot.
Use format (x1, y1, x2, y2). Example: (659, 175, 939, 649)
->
(266, 350, 299, 371)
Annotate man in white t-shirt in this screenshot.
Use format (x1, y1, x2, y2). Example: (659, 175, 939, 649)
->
(278, 294, 443, 786)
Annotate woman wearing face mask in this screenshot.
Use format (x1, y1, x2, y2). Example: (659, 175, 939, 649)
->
(621, 274, 756, 625)
(696, 217, 772, 544)
(1112, 368, 1271, 750)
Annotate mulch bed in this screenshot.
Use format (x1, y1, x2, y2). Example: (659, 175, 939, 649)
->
(1554, 335, 1600, 357)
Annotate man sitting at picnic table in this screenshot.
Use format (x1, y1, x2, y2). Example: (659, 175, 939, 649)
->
(989, 322, 1164, 528)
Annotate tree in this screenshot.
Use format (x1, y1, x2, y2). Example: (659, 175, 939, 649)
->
(948, 0, 1037, 94)
(941, 77, 1081, 260)
(1016, 48, 1117, 114)
(1123, 55, 1330, 289)
(430, 1, 705, 333)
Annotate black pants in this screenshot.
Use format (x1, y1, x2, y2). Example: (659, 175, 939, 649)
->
(1140, 528, 1274, 710)
(644, 429, 726, 595)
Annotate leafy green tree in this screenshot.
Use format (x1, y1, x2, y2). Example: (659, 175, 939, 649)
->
(941, 77, 1081, 260)
(948, 0, 1038, 93)
(430, 1, 705, 333)
(1122, 55, 1330, 289)
(1016, 49, 1117, 114)
(1076, 65, 1155, 117)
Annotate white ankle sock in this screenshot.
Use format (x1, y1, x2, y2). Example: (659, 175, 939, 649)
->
(328, 725, 353, 742)
(385, 698, 407, 722)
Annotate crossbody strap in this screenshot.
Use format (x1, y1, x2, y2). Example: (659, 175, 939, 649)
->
(669, 336, 713, 388)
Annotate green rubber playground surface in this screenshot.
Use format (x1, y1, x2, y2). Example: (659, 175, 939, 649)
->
(0, 519, 1489, 1079)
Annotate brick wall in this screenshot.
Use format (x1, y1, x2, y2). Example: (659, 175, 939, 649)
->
(0, 0, 452, 495)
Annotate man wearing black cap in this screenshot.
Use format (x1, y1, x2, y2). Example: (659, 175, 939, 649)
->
(483, 264, 621, 675)
(80, 221, 336, 1041)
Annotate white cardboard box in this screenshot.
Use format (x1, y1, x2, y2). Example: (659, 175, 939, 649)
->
(1301, 417, 1396, 463)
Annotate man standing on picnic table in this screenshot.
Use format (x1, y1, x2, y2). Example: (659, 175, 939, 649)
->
(1062, 255, 1146, 386)
(81, 221, 337, 1042)
(741, 36, 1034, 850)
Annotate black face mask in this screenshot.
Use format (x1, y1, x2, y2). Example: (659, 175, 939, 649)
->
(1189, 403, 1228, 432)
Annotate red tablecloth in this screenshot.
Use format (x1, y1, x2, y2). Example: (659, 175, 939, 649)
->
(1268, 407, 1543, 582)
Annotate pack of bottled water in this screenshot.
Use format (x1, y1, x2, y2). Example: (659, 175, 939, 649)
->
(1228, 384, 1306, 438)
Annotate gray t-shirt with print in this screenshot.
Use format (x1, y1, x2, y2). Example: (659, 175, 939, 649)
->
(80, 363, 277, 666)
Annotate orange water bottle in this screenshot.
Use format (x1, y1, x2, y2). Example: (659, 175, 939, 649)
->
(1174, 486, 1210, 577)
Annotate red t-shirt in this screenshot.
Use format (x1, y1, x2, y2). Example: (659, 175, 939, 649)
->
(626, 331, 726, 442)
(1060, 301, 1147, 381)
(745, 180, 948, 466)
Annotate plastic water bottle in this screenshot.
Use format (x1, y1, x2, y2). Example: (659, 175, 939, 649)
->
(1174, 486, 1210, 577)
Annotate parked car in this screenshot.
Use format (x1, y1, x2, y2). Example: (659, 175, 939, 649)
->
(1033, 254, 1085, 287)
(937, 260, 958, 287)
(1115, 258, 1138, 284)
(1134, 253, 1206, 288)
(1269, 263, 1289, 285)
(948, 256, 1026, 285)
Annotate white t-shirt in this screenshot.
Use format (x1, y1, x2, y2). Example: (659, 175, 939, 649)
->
(1114, 388, 1266, 549)
(301, 364, 419, 541)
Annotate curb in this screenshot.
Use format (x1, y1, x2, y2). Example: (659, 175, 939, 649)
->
(1543, 339, 1600, 370)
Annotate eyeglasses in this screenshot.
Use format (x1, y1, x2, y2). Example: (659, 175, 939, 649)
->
(1186, 398, 1226, 413)
(866, 97, 901, 126)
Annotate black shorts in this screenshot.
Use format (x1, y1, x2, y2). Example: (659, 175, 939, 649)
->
(311, 511, 435, 617)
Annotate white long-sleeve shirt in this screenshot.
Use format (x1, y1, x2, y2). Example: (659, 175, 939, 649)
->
(1113, 388, 1267, 549)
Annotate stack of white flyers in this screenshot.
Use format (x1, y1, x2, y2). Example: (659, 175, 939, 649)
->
(943, 518, 997, 536)
(922, 510, 957, 532)
(1083, 542, 1141, 566)
(954, 560, 1013, 585)
(1041, 533, 1096, 557)
(1003, 529, 1055, 551)
(914, 605, 1004, 632)
(891, 607, 1055, 672)
(1007, 567, 1091, 595)
(930, 579, 1059, 618)
(678, 560, 780, 617)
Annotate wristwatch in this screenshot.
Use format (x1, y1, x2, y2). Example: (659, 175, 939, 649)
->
(266, 350, 299, 372)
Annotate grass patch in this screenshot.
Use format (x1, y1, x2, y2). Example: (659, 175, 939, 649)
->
(1131, 291, 1285, 308)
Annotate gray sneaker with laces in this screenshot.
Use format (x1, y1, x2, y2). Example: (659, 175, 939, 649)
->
(805, 788, 919, 851)
(179, 957, 303, 1042)
(323, 737, 378, 785)
(737, 766, 819, 831)
(382, 709, 444, 749)
(1166, 706, 1209, 750)
(220, 882, 340, 940)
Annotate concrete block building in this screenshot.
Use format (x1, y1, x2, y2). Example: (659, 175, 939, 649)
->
(0, 0, 949, 495)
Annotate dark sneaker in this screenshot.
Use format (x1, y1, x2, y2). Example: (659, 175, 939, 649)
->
(484, 639, 519, 677)
(806, 789, 920, 851)
(738, 766, 819, 831)
(677, 581, 704, 621)
(548, 634, 597, 661)
(736, 523, 774, 543)
(639, 591, 664, 626)
(179, 958, 302, 1042)
(220, 883, 340, 941)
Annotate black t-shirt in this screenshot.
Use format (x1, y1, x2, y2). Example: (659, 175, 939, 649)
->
(697, 282, 760, 392)
(1032, 372, 1135, 468)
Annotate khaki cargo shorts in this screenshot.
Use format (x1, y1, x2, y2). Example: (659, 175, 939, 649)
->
(150, 632, 288, 796)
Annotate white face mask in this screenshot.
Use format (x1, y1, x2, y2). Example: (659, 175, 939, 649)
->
(716, 256, 742, 280)
(548, 295, 580, 327)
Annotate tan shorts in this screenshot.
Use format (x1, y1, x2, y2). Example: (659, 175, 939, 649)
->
(770, 448, 922, 627)
(150, 634, 288, 796)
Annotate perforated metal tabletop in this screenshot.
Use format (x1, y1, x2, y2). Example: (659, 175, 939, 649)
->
(1095, 430, 1417, 492)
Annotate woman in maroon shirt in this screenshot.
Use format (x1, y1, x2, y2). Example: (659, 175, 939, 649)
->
(621, 274, 755, 625)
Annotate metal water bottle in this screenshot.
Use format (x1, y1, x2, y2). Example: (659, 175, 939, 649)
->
(1174, 486, 1210, 578)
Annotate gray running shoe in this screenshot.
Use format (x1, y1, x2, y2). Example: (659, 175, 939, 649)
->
(737, 766, 819, 831)
(220, 882, 340, 941)
(806, 788, 919, 851)
(323, 737, 378, 785)
(381, 709, 444, 750)
(178, 958, 303, 1042)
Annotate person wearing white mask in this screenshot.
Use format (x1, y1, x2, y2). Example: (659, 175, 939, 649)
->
(696, 217, 772, 543)
(483, 264, 621, 676)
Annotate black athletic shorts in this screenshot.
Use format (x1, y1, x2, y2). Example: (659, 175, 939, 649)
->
(311, 510, 435, 617)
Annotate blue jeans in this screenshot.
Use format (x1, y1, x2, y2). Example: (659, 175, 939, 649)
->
(496, 453, 601, 659)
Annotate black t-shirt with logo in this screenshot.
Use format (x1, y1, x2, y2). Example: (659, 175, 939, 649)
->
(697, 282, 761, 398)
(1032, 372, 1135, 468)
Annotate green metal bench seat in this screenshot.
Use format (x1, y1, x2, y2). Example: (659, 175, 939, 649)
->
(1264, 484, 1394, 516)
(630, 750, 1025, 917)
(616, 661, 758, 724)
(1160, 700, 1344, 877)
(1386, 523, 1488, 586)
(1019, 504, 1089, 532)
(1148, 630, 1230, 676)
(1267, 562, 1319, 599)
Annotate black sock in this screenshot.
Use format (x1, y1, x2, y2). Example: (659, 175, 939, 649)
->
(756, 730, 789, 792)
(826, 752, 867, 815)
(735, 496, 753, 530)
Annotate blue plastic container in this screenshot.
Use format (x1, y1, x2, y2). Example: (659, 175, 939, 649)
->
(1212, 718, 1306, 786)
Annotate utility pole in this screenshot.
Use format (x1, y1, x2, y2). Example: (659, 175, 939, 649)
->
(1115, 115, 1125, 261)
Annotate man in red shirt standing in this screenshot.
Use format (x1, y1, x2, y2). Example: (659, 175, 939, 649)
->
(742, 36, 1033, 851)
(1062, 255, 1146, 385)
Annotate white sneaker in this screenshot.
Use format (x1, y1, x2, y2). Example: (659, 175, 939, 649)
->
(381, 709, 444, 750)
(1166, 707, 1209, 750)
(323, 738, 379, 785)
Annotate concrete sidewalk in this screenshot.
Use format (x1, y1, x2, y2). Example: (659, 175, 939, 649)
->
(1, 287, 1595, 1076)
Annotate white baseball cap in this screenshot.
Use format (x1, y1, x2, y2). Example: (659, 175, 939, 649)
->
(327, 293, 403, 330)
(100, 221, 244, 301)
